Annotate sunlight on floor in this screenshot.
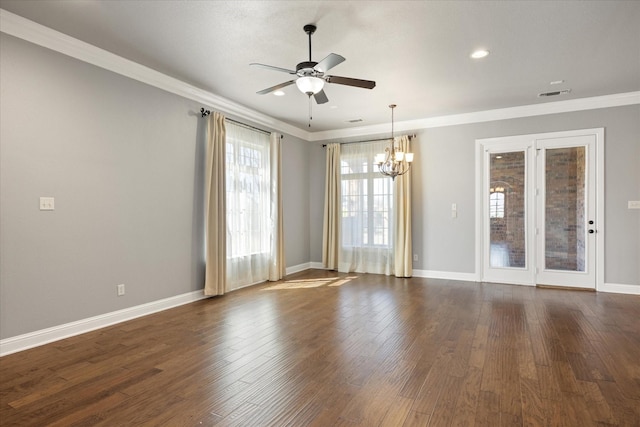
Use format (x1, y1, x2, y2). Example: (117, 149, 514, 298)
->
(262, 276, 358, 290)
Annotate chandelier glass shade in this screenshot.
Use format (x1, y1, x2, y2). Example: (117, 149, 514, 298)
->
(375, 104, 414, 180)
(296, 76, 325, 94)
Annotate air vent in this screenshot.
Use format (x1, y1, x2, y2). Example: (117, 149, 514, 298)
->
(346, 118, 363, 123)
(538, 89, 571, 97)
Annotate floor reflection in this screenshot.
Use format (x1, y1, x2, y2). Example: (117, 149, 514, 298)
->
(262, 276, 358, 290)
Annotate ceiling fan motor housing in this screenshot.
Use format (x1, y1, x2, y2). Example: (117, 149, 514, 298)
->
(296, 61, 321, 76)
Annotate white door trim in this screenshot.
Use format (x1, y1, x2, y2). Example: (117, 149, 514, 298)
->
(475, 128, 605, 290)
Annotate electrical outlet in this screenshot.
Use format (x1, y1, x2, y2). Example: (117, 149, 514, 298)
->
(413, 254, 418, 261)
(39, 197, 55, 211)
(117, 284, 125, 296)
(629, 201, 640, 209)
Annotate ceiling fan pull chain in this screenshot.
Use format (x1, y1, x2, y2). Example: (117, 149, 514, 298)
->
(308, 95, 312, 127)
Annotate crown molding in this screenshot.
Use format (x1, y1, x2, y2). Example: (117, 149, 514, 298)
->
(309, 91, 640, 141)
(0, 9, 311, 141)
(2, 9, 638, 143)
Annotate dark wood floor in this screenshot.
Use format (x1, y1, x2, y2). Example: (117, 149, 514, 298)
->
(1, 270, 639, 426)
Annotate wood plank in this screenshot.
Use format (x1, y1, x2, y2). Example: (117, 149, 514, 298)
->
(450, 366, 482, 427)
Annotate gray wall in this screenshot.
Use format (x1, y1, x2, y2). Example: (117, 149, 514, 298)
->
(281, 134, 311, 267)
(312, 105, 640, 287)
(0, 34, 310, 339)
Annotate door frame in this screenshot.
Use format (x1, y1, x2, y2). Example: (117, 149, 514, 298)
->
(475, 128, 605, 289)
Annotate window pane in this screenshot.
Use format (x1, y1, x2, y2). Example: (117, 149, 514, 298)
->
(340, 142, 394, 250)
(489, 151, 526, 268)
(225, 132, 270, 258)
(545, 147, 586, 272)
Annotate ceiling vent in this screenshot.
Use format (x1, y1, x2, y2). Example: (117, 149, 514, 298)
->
(346, 118, 363, 123)
(538, 89, 571, 97)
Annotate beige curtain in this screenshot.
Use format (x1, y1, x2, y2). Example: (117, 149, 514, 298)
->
(322, 143, 341, 269)
(204, 112, 226, 296)
(269, 132, 286, 281)
(394, 135, 413, 277)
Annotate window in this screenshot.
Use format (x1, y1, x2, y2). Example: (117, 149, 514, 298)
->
(338, 140, 395, 275)
(489, 190, 505, 218)
(225, 122, 272, 289)
(341, 152, 393, 248)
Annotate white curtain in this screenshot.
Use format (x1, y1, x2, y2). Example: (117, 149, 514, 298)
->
(394, 135, 413, 277)
(268, 132, 286, 281)
(225, 122, 273, 290)
(204, 112, 226, 296)
(338, 140, 395, 275)
(322, 143, 341, 269)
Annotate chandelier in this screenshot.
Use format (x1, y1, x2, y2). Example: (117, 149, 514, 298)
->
(375, 104, 414, 180)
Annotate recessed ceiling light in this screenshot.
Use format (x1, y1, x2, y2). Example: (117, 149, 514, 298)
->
(550, 80, 565, 85)
(330, 105, 338, 109)
(470, 49, 490, 59)
(273, 90, 285, 96)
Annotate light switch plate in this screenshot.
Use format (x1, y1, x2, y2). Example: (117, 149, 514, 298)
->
(629, 201, 640, 209)
(39, 197, 55, 211)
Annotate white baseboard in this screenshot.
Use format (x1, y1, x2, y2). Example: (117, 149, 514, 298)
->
(309, 262, 328, 270)
(285, 262, 314, 275)
(599, 282, 640, 295)
(412, 269, 480, 282)
(0, 290, 208, 357)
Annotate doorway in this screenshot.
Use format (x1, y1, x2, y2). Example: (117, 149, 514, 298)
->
(476, 129, 604, 289)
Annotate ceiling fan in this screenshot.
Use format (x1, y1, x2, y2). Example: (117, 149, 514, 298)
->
(251, 24, 376, 105)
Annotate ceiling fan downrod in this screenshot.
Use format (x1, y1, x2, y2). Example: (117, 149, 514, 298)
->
(304, 24, 316, 62)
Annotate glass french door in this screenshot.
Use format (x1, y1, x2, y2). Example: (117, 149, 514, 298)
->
(479, 130, 599, 289)
(482, 141, 535, 286)
(535, 135, 596, 288)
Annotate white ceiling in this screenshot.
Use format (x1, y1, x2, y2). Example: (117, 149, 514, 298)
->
(1, 0, 639, 134)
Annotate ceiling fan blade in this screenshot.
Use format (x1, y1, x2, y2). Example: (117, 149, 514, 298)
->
(256, 80, 296, 95)
(313, 89, 329, 104)
(250, 63, 297, 74)
(325, 75, 376, 89)
(314, 53, 345, 73)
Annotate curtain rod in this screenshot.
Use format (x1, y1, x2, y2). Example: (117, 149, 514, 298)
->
(322, 134, 416, 148)
(200, 108, 277, 137)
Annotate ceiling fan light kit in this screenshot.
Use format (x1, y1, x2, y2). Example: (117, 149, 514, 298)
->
(295, 76, 325, 95)
(251, 23, 376, 126)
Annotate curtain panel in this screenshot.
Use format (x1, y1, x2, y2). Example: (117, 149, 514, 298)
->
(269, 132, 286, 281)
(225, 122, 272, 290)
(322, 143, 341, 269)
(204, 112, 227, 296)
(394, 135, 413, 278)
